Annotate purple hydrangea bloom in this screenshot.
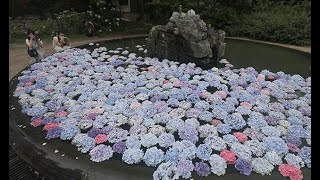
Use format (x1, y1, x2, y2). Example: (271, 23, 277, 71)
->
(175, 159, 194, 179)
(89, 145, 113, 162)
(112, 141, 126, 154)
(45, 127, 63, 139)
(194, 162, 211, 177)
(106, 127, 128, 143)
(235, 158, 253, 176)
(178, 126, 199, 143)
(87, 127, 102, 138)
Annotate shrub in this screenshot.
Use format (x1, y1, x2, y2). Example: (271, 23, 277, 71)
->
(144, 2, 173, 25)
(56, 9, 88, 34)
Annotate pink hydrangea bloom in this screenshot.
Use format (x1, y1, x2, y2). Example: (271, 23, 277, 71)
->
(30, 118, 42, 127)
(287, 143, 300, 153)
(279, 164, 303, 180)
(130, 102, 142, 109)
(95, 134, 108, 144)
(214, 91, 227, 99)
(220, 149, 237, 164)
(201, 91, 211, 99)
(267, 75, 275, 80)
(163, 80, 169, 84)
(257, 74, 265, 80)
(173, 80, 182, 87)
(91, 107, 104, 114)
(55, 111, 68, 118)
(240, 102, 253, 109)
(233, 132, 248, 143)
(15, 87, 23, 92)
(210, 119, 222, 126)
(43, 122, 60, 131)
(24, 82, 33, 87)
(261, 88, 271, 95)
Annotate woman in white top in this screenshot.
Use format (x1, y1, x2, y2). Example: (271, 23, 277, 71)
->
(52, 31, 71, 52)
(26, 29, 45, 64)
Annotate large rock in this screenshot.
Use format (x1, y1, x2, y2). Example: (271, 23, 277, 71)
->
(147, 9, 226, 66)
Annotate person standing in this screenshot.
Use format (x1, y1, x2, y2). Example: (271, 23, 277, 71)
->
(26, 29, 45, 64)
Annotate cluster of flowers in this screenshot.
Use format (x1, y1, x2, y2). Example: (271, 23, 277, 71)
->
(13, 46, 311, 180)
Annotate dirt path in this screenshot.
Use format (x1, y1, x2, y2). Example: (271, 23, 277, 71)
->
(9, 34, 148, 81)
(9, 35, 311, 81)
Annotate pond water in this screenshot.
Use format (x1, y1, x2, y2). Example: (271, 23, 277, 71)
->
(78, 37, 311, 78)
(9, 36, 311, 180)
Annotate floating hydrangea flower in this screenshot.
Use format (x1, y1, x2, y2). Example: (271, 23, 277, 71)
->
(112, 141, 126, 154)
(43, 122, 60, 131)
(30, 118, 42, 127)
(164, 148, 180, 165)
(71, 134, 95, 153)
(158, 133, 175, 148)
(224, 113, 246, 130)
(233, 132, 248, 143)
(251, 158, 274, 175)
(198, 124, 218, 137)
(244, 139, 266, 157)
(45, 127, 62, 139)
(261, 126, 281, 137)
(235, 158, 252, 176)
(95, 134, 107, 144)
(178, 126, 199, 143)
(284, 153, 305, 168)
(222, 134, 239, 147)
(194, 162, 211, 177)
(209, 154, 227, 176)
(264, 151, 283, 166)
(220, 149, 236, 164)
(230, 142, 252, 161)
(204, 135, 226, 151)
(122, 148, 144, 164)
(126, 135, 141, 149)
(107, 128, 128, 143)
(278, 164, 303, 180)
(216, 123, 232, 134)
(141, 133, 158, 147)
(153, 162, 176, 180)
(89, 145, 113, 162)
(298, 146, 311, 168)
(196, 143, 212, 161)
(60, 126, 80, 140)
(263, 137, 288, 157)
(143, 147, 164, 167)
(175, 159, 194, 179)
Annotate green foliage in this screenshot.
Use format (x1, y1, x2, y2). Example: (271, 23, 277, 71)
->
(144, 2, 173, 25)
(234, 0, 311, 45)
(9, 21, 21, 38)
(30, 20, 54, 36)
(56, 9, 88, 34)
(87, 0, 122, 32)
